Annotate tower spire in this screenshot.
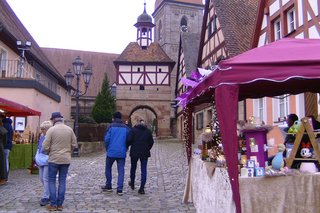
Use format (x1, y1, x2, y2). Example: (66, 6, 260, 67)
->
(135, 1, 155, 48)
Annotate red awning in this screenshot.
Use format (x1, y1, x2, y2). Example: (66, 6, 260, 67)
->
(0, 97, 41, 116)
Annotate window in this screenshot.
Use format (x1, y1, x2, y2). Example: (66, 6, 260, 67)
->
(212, 15, 217, 32)
(142, 28, 147, 36)
(253, 98, 265, 124)
(180, 16, 188, 32)
(207, 15, 217, 38)
(274, 18, 281, 40)
(196, 112, 204, 130)
(287, 9, 295, 33)
(139, 85, 145, 90)
(158, 20, 162, 40)
(273, 95, 289, 121)
(258, 98, 265, 123)
(279, 95, 289, 118)
(0, 49, 7, 77)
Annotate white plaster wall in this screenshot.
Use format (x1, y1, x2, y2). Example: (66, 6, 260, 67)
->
(261, 15, 267, 30)
(308, 25, 320, 38)
(298, 0, 304, 27)
(0, 88, 71, 133)
(269, 0, 280, 16)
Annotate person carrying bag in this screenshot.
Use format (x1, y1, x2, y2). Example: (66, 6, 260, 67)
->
(35, 120, 52, 206)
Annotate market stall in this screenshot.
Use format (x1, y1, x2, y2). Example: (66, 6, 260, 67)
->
(0, 97, 41, 169)
(182, 38, 320, 213)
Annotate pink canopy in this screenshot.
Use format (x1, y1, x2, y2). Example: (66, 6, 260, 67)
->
(186, 38, 320, 213)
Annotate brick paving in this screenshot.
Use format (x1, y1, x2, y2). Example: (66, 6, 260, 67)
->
(0, 139, 196, 213)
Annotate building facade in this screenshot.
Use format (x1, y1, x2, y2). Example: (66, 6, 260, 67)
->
(247, 0, 320, 147)
(114, 3, 175, 137)
(0, 0, 70, 135)
(153, 0, 204, 120)
(175, 0, 259, 140)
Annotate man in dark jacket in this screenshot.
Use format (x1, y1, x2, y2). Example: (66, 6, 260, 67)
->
(127, 117, 154, 194)
(2, 117, 13, 177)
(0, 119, 8, 185)
(102, 112, 129, 196)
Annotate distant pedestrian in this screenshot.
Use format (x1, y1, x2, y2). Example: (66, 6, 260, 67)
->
(101, 111, 130, 196)
(0, 119, 8, 185)
(2, 117, 13, 178)
(42, 112, 77, 211)
(127, 116, 154, 194)
(35, 120, 52, 207)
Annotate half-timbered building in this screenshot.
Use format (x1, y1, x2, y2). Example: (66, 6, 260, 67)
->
(114, 3, 175, 137)
(175, 0, 259, 140)
(247, 0, 320, 146)
(175, 32, 201, 140)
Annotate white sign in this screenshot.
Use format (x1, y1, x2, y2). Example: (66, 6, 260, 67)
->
(15, 117, 25, 131)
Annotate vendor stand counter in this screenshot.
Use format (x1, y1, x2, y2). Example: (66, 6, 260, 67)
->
(9, 144, 37, 169)
(183, 155, 320, 213)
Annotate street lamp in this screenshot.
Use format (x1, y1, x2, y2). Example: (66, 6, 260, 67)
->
(64, 56, 92, 156)
(16, 40, 32, 78)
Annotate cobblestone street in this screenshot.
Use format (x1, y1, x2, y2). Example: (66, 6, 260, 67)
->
(0, 139, 196, 213)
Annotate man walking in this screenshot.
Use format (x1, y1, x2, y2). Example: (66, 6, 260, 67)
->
(0, 119, 7, 185)
(42, 112, 77, 211)
(2, 117, 13, 180)
(102, 112, 130, 196)
(127, 117, 154, 194)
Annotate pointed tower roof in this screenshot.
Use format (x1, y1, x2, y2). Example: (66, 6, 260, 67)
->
(135, 2, 154, 27)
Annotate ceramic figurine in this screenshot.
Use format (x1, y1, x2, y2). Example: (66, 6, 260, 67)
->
(272, 144, 286, 170)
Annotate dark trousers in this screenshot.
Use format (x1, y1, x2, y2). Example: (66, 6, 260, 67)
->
(130, 157, 148, 189)
(0, 145, 7, 179)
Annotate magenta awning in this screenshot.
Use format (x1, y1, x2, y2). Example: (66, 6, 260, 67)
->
(185, 38, 320, 213)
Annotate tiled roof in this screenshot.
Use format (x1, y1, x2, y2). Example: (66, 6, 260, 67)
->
(180, 32, 201, 76)
(42, 48, 119, 97)
(213, 0, 259, 57)
(0, 0, 65, 84)
(114, 42, 175, 64)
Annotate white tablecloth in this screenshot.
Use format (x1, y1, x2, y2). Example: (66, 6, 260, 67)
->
(183, 155, 236, 213)
(183, 155, 320, 213)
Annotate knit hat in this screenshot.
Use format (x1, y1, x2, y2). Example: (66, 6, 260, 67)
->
(113, 112, 122, 119)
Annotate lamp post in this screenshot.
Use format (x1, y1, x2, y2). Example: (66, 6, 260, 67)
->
(64, 56, 92, 156)
(16, 40, 32, 78)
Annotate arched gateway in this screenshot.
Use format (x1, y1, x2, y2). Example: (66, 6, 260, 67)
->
(113, 3, 175, 138)
(116, 101, 171, 137)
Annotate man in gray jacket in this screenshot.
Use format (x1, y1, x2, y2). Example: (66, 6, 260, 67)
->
(43, 112, 77, 211)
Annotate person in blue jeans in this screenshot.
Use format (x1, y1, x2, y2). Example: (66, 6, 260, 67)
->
(102, 111, 130, 196)
(127, 117, 154, 194)
(42, 112, 77, 211)
(36, 120, 52, 206)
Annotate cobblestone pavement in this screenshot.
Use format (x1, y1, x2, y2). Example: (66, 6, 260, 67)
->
(0, 139, 196, 213)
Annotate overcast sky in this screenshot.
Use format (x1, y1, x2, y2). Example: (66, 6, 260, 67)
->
(7, 0, 156, 54)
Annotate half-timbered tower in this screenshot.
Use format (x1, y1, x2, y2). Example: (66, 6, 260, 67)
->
(247, 0, 320, 140)
(114, 3, 175, 137)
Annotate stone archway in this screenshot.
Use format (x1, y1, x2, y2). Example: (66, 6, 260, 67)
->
(116, 100, 172, 138)
(129, 105, 158, 136)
